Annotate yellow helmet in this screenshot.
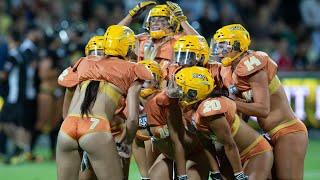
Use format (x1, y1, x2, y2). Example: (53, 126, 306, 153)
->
(104, 25, 135, 58)
(144, 5, 180, 39)
(175, 66, 215, 106)
(138, 60, 162, 82)
(174, 35, 209, 67)
(211, 24, 251, 66)
(138, 60, 162, 98)
(85, 36, 105, 56)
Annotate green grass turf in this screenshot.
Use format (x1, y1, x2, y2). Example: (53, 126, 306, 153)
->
(0, 139, 319, 180)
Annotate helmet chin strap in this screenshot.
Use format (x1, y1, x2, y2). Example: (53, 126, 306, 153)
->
(150, 26, 173, 40)
(221, 51, 245, 67)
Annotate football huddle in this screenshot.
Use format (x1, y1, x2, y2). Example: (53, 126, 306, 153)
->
(55, 1, 308, 180)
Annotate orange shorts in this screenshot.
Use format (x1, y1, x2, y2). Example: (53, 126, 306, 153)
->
(60, 115, 111, 140)
(268, 119, 308, 145)
(240, 136, 273, 165)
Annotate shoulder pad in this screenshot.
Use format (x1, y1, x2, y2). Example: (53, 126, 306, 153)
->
(197, 97, 229, 118)
(58, 67, 79, 88)
(235, 51, 268, 77)
(134, 63, 154, 81)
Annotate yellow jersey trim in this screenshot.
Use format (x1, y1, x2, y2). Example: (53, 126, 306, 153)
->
(268, 119, 298, 137)
(231, 114, 241, 137)
(268, 75, 281, 95)
(240, 135, 264, 157)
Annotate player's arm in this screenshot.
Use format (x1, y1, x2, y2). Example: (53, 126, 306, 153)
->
(207, 114, 242, 173)
(118, 14, 133, 26)
(125, 80, 143, 145)
(180, 21, 199, 35)
(166, 1, 199, 35)
(167, 99, 187, 176)
(62, 87, 75, 119)
(118, 1, 156, 26)
(235, 70, 270, 118)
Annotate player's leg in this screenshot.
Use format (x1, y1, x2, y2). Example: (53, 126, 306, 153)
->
(79, 163, 97, 180)
(149, 154, 173, 180)
(79, 132, 123, 180)
(132, 137, 149, 178)
(243, 151, 273, 180)
(145, 139, 161, 169)
(273, 132, 308, 180)
(120, 157, 130, 180)
(56, 131, 81, 180)
(187, 150, 210, 180)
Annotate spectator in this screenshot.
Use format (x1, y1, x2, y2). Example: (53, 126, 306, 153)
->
(35, 54, 63, 160)
(294, 38, 310, 70)
(19, 26, 43, 160)
(0, 30, 27, 163)
(272, 39, 293, 71)
(300, 0, 320, 29)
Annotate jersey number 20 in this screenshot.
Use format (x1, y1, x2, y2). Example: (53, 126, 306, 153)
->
(203, 100, 221, 114)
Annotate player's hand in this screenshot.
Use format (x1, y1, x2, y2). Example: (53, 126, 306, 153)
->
(129, 1, 157, 18)
(166, 1, 187, 22)
(166, 76, 182, 98)
(234, 171, 249, 180)
(116, 142, 132, 158)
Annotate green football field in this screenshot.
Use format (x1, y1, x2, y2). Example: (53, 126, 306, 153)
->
(0, 139, 319, 180)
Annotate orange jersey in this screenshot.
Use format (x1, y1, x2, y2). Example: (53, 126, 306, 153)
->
(136, 33, 184, 62)
(220, 51, 278, 93)
(206, 63, 224, 88)
(143, 91, 170, 127)
(58, 56, 153, 93)
(193, 96, 237, 134)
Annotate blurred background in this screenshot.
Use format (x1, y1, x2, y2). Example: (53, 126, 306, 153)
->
(0, 0, 319, 179)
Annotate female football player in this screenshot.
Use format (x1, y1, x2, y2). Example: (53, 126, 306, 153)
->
(211, 24, 308, 180)
(56, 25, 153, 180)
(118, 1, 199, 75)
(141, 67, 215, 180)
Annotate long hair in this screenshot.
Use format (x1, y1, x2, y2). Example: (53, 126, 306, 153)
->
(80, 80, 100, 117)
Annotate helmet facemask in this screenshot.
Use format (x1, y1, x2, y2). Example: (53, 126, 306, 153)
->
(143, 5, 180, 40)
(174, 49, 199, 67)
(85, 36, 105, 56)
(210, 40, 243, 66)
(88, 47, 104, 56)
(210, 24, 251, 66)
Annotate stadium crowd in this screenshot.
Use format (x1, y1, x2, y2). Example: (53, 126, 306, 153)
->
(0, 0, 317, 170)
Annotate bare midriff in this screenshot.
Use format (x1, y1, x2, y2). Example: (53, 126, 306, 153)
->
(258, 85, 296, 132)
(233, 119, 262, 153)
